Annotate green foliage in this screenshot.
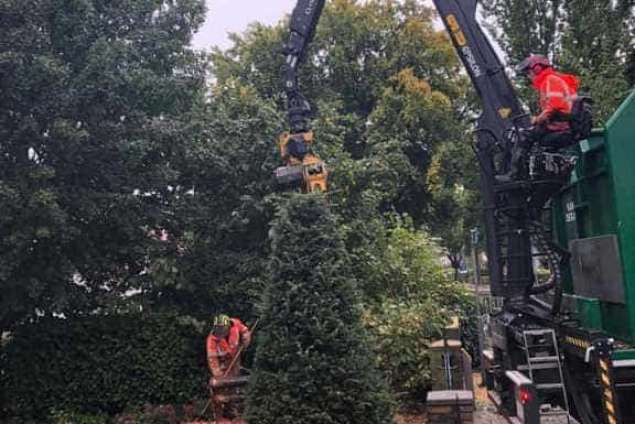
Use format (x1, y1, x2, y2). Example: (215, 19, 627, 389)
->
(362, 223, 454, 302)
(364, 301, 444, 401)
(359, 223, 474, 399)
(0, 314, 207, 420)
(143, 82, 283, 320)
(211, 0, 474, 225)
(50, 410, 110, 424)
(0, 0, 208, 331)
(245, 195, 393, 424)
(157, 0, 481, 325)
(1, 0, 486, 416)
(481, 0, 562, 61)
(426, 141, 480, 274)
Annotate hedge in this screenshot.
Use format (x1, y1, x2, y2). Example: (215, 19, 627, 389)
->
(0, 314, 208, 421)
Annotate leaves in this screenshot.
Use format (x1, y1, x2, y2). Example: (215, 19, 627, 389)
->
(0, 0, 207, 331)
(0, 314, 207, 420)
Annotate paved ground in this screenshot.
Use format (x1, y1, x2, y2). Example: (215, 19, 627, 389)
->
(395, 405, 508, 424)
(474, 404, 509, 424)
(473, 372, 509, 423)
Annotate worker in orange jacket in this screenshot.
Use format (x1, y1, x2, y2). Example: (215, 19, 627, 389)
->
(206, 314, 252, 378)
(206, 314, 252, 424)
(498, 54, 581, 182)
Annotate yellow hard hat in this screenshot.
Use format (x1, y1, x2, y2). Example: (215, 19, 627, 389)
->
(213, 314, 231, 327)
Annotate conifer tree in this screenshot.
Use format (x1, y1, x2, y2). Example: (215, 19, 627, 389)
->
(245, 194, 392, 424)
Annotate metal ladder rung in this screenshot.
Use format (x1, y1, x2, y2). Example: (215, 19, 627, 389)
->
(518, 363, 559, 371)
(524, 329, 555, 336)
(525, 344, 554, 349)
(529, 356, 559, 363)
(522, 328, 571, 420)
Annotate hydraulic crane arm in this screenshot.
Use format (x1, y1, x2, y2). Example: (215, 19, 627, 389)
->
(431, 0, 537, 302)
(432, 0, 531, 143)
(275, 0, 328, 193)
(282, 0, 326, 134)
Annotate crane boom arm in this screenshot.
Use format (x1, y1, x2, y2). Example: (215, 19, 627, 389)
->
(432, 0, 531, 142)
(431, 0, 535, 299)
(275, 0, 328, 193)
(282, 0, 326, 134)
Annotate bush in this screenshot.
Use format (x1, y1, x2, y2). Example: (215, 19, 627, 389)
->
(0, 314, 207, 421)
(364, 301, 448, 401)
(359, 222, 476, 401)
(245, 195, 393, 424)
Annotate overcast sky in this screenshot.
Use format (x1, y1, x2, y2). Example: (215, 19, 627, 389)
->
(191, 0, 506, 62)
(192, 0, 296, 50)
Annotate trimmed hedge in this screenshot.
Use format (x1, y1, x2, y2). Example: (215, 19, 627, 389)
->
(0, 314, 207, 420)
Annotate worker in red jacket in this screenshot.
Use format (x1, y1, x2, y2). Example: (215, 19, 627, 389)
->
(206, 314, 252, 378)
(497, 54, 581, 182)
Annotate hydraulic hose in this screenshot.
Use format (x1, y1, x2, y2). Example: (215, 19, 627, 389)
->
(528, 220, 563, 315)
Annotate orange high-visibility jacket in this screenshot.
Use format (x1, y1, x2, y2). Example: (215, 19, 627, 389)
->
(532, 68, 580, 132)
(206, 318, 249, 376)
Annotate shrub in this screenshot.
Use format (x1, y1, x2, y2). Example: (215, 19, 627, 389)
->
(360, 222, 477, 401)
(245, 195, 393, 424)
(1, 314, 207, 421)
(364, 301, 448, 401)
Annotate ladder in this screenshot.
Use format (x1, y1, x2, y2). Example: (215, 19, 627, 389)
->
(522, 329, 571, 423)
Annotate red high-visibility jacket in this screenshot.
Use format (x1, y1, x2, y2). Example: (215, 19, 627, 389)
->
(206, 318, 249, 377)
(532, 68, 580, 132)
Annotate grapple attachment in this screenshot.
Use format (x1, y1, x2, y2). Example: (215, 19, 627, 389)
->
(275, 132, 328, 193)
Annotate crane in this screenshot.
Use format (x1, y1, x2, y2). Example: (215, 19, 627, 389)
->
(269, 1, 626, 420)
(274, 0, 328, 193)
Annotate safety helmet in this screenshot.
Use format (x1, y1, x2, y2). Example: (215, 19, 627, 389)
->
(213, 314, 231, 328)
(516, 54, 551, 75)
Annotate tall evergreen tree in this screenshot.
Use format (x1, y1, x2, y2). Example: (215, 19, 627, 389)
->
(245, 194, 392, 424)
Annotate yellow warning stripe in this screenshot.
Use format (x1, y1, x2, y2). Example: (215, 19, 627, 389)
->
(565, 336, 591, 349)
(600, 366, 617, 424)
(601, 373, 610, 387)
(600, 359, 609, 372)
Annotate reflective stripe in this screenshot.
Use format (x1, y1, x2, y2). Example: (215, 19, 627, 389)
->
(544, 75, 576, 110)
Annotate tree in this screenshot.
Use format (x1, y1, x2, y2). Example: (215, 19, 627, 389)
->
(245, 194, 393, 424)
(426, 141, 480, 279)
(356, 220, 475, 399)
(481, 0, 562, 61)
(0, 0, 207, 331)
(144, 81, 284, 320)
(222, 0, 476, 247)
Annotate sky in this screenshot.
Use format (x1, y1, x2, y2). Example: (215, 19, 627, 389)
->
(192, 0, 296, 51)
(191, 0, 506, 62)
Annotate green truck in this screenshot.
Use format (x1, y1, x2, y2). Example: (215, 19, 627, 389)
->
(550, 91, 635, 422)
